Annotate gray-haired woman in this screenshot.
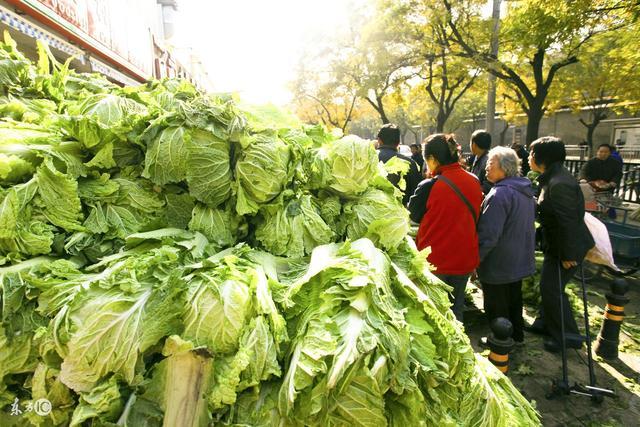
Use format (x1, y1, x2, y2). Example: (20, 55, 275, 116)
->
(477, 147, 536, 344)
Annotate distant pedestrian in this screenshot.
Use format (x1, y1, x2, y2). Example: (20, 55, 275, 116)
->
(611, 145, 623, 164)
(470, 130, 493, 194)
(410, 143, 425, 173)
(511, 143, 530, 176)
(376, 124, 422, 205)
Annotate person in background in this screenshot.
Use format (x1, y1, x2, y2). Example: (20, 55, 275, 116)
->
(408, 134, 483, 321)
(377, 124, 422, 205)
(456, 142, 467, 169)
(579, 143, 623, 191)
(470, 130, 493, 194)
(466, 153, 476, 171)
(477, 147, 536, 346)
(527, 137, 594, 353)
(511, 143, 530, 176)
(410, 143, 425, 173)
(611, 145, 623, 164)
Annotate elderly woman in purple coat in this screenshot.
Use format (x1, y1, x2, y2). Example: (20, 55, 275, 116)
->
(477, 147, 536, 345)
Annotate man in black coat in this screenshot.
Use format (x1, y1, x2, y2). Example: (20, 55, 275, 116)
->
(579, 143, 623, 191)
(377, 124, 422, 205)
(528, 137, 595, 353)
(410, 143, 425, 174)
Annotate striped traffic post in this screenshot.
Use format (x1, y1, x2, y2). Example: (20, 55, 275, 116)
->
(488, 317, 514, 374)
(595, 278, 629, 360)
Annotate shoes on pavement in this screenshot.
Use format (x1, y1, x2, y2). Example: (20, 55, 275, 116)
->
(543, 338, 583, 353)
(543, 338, 561, 353)
(523, 320, 550, 337)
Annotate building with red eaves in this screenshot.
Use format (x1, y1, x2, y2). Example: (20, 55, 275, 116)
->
(0, 0, 211, 89)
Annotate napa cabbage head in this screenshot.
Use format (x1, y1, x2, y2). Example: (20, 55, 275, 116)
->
(185, 128, 232, 207)
(188, 204, 246, 249)
(55, 250, 186, 392)
(323, 135, 379, 196)
(235, 134, 291, 215)
(342, 188, 410, 251)
(142, 125, 190, 186)
(61, 93, 148, 148)
(254, 194, 335, 257)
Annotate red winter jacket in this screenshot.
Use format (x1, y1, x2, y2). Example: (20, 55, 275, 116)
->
(408, 163, 483, 275)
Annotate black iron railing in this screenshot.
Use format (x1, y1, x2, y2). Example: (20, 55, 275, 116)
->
(564, 159, 640, 203)
(564, 159, 586, 177)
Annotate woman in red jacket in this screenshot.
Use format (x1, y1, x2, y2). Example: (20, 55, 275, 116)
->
(408, 134, 483, 321)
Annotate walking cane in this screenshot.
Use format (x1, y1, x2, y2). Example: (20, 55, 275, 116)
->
(547, 261, 615, 403)
(548, 260, 570, 397)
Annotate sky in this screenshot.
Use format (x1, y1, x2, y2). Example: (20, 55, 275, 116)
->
(172, 0, 360, 105)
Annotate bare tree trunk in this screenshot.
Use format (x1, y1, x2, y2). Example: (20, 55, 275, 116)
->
(580, 110, 607, 152)
(366, 98, 390, 124)
(407, 128, 419, 144)
(340, 95, 358, 134)
(379, 108, 390, 124)
(525, 108, 543, 144)
(436, 110, 447, 133)
(499, 120, 510, 146)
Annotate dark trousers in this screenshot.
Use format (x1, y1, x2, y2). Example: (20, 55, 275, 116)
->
(538, 254, 581, 346)
(481, 280, 524, 342)
(435, 273, 469, 322)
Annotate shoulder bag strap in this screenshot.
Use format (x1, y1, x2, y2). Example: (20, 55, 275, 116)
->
(438, 175, 478, 224)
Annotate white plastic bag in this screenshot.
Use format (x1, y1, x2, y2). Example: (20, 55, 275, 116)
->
(580, 182, 598, 211)
(584, 212, 618, 270)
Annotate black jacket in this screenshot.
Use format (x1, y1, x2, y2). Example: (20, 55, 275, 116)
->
(579, 157, 623, 186)
(471, 152, 492, 194)
(411, 152, 425, 173)
(378, 146, 422, 205)
(516, 146, 530, 176)
(538, 163, 594, 262)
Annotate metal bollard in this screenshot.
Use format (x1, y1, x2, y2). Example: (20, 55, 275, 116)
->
(488, 317, 514, 374)
(595, 278, 629, 360)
